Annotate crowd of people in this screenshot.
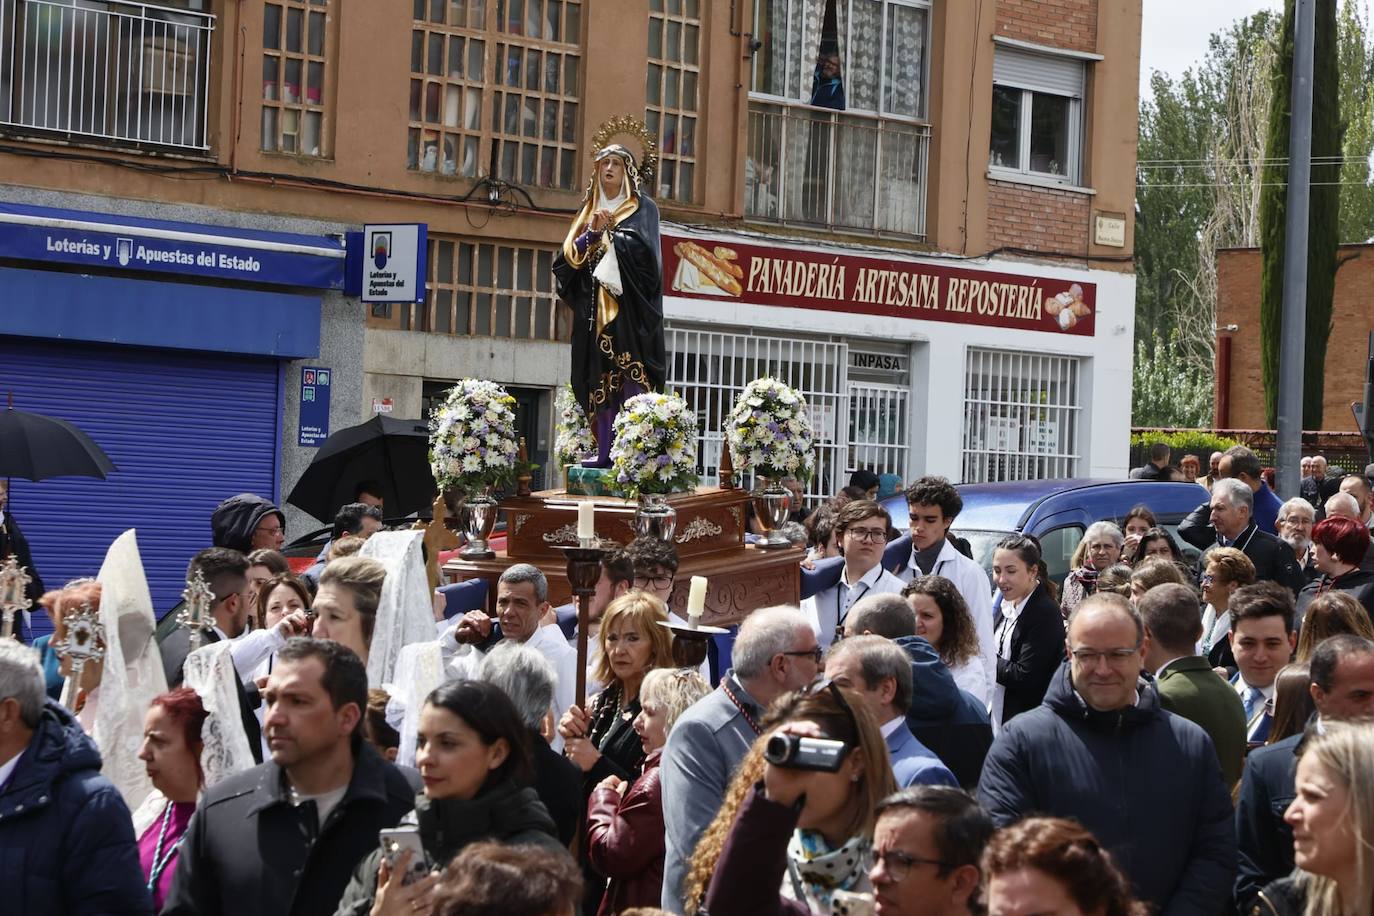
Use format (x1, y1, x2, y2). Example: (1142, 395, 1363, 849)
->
(3, 448, 1374, 916)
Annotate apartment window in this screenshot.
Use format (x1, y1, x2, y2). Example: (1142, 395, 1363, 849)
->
(408, 0, 582, 189)
(961, 347, 1082, 483)
(0, 0, 214, 152)
(376, 237, 570, 341)
(646, 0, 700, 203)
(989, 46, 1084, 184)
(261, 0, 334, 156)
(745, 0, 931, 237)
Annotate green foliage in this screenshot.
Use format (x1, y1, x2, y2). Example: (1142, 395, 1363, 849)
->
(1338, 1, 1374, 242)
(1258, 0, 1342, 428)
(1131, 332, 1215, 428)
(1129, 429, 1242, 457)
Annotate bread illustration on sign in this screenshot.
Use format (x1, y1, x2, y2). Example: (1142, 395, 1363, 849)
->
(1045, 283, 1090, 330)
(671, 240, 745, 297)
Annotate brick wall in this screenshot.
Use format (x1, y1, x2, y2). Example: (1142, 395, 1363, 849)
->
(1216, 246, 1374, 432)
(995, 0, 1098, 53)
(986, 179, 1091, 254)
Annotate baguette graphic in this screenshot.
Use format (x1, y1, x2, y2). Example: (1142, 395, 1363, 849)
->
(675, 241, 744, 296)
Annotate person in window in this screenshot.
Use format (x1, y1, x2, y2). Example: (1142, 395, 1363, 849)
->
(810, 51, 846, 110)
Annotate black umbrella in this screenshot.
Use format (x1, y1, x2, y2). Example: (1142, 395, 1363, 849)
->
(287, 415, 437, 522)
(0, 405, 117, 481)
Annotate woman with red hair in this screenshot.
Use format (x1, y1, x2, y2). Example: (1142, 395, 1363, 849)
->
(136, 687, 208, 910)
(1296, 516, 1374, 627)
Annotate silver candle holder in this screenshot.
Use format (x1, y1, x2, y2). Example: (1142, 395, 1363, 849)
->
(0, 554, 32, 641)
(178, 569, 215, 652)
(55, 602, 106, 710)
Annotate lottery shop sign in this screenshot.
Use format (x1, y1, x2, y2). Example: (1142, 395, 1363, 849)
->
(661, 232, 1096, 336)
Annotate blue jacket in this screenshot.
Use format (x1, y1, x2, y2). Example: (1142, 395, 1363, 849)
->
(978, 663, 1235, 916)
(1235, 733, 1301, 910)
(0, 699, 151, 915)
(886, 721, 957, 788)
(895, 635, 992, 790)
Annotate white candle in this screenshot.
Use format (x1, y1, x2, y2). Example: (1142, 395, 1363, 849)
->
(686, 576, 708, 628)
(577, 502, 596, 541)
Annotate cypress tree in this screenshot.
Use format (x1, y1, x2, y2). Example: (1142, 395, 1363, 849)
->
(1258, 0, 1341, 428)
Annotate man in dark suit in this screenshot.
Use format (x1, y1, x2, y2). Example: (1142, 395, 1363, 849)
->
(0, 480, 44, 642)
(1139, 583, 1247, 789)
(1196, 479, 1305, 597)
(159, 547, 266, 762)
(1130, 442, 1171, 480)
(1299, 455, 1340, 515)
(1180, 446, 1284, 543)
(1235, 634, 1374, 910)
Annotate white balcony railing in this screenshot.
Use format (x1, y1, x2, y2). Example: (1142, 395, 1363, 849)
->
(0, 0, 214, 152)
(746, 100, 929, 239)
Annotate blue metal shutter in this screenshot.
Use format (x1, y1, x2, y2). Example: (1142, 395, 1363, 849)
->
(0, 338, 280, 634)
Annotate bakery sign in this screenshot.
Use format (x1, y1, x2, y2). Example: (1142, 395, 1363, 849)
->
(662, 232, 1096, 336)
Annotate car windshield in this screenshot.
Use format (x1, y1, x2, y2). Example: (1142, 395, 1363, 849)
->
(956, 529, 1014, 588)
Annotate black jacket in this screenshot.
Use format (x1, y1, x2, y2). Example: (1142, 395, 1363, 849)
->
(992, 582, 1065, 726)
(0, 700, 151, 915)
(895, 635, 993, 790)
(978, 664, 1236, 916)
(1198, 525, 1306, 598)
(532, 729, 583, 846)
(1295, 568, 1374, 625)
(1250, 877, 1306, 916)
(159, 625, 263, 764)
(1235, 733, 1302, 910)
(334, 781, 561, 916)
(210, 493, 285, 553)
(163, 743, 416, 916)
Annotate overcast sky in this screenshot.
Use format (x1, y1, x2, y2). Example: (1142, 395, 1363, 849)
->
(1139, 0, 1283, 97)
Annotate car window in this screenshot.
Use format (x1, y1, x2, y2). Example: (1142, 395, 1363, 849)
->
(1037, 526, 1085, 587)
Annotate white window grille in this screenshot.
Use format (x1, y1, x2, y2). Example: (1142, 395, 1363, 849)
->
(962, 347, 1082, 482)
(665, 324, 848, 504)
(848, 381, 909, 483)
(0, 0, 215, 152)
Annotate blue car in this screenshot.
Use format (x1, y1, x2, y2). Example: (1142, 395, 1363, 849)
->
(878, 478, 1209, 587)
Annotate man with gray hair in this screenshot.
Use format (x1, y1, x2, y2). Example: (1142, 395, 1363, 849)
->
(479, 643, 581, 845)
(450, 563, 579, 746)
(0, 641, 150, 912)
(1198, 478, 1305, 597)
(1276, 496, 1318, 579)
(825, 635, 956, 788)
(660, 605, 820, 912)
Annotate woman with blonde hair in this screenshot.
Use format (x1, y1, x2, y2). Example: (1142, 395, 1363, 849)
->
(587, 667, 710, 915)
(1254, 721, 1374, 915)
(1295, 590, 1374, 663)
(697, 680, 897, 915)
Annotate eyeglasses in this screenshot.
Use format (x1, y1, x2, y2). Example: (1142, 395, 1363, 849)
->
(873, 848, 952, 883)
(781, 646, 824, 664)
(1069, 646, 1142, 666)
(845, 526, 887, 543)
(633, 574, 674, 590)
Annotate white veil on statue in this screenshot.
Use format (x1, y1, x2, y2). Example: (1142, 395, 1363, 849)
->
(92, 529, 168, 812)
(360, 530, 440, 687)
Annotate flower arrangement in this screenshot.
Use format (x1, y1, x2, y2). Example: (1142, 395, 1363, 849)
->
(609, 391, 700, 497)
(554, 384, 596, 467)
(725, 377, 815, 483)
(429, 379, 521, 492)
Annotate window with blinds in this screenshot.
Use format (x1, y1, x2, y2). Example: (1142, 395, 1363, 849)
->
(989, 46, 1086, 184)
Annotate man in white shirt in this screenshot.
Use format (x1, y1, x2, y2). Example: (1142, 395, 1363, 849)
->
(802, 500, 905, 648)
(892, 477, 996, 692)
(1227, 582, 1297, 746)
(450, 564, 579, 747)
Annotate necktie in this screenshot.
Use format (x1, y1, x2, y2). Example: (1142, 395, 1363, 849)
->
(1243, 686, 1262, 720)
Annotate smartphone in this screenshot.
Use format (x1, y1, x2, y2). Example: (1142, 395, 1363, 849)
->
(378, 826, 428, 886)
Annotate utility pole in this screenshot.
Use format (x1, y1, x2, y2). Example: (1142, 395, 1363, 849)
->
(1277, 0, 1316, 498)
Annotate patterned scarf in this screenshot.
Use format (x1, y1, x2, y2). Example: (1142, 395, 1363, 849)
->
(1067, 558, 1100, 595)
(785, 829, 872, 915)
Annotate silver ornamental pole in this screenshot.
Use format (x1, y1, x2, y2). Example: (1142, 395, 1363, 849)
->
(55, 603, 106, 712)
(0, 555, 32, 640)
(179, 569, 215, 653)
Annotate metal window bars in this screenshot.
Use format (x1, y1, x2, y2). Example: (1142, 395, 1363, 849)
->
(848, 381, 910, 484)
(961, 347, 1083, 483)
(745, 100, 929, 239)
(665, 323, 849, 505)
(0, 0, 214, 152)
